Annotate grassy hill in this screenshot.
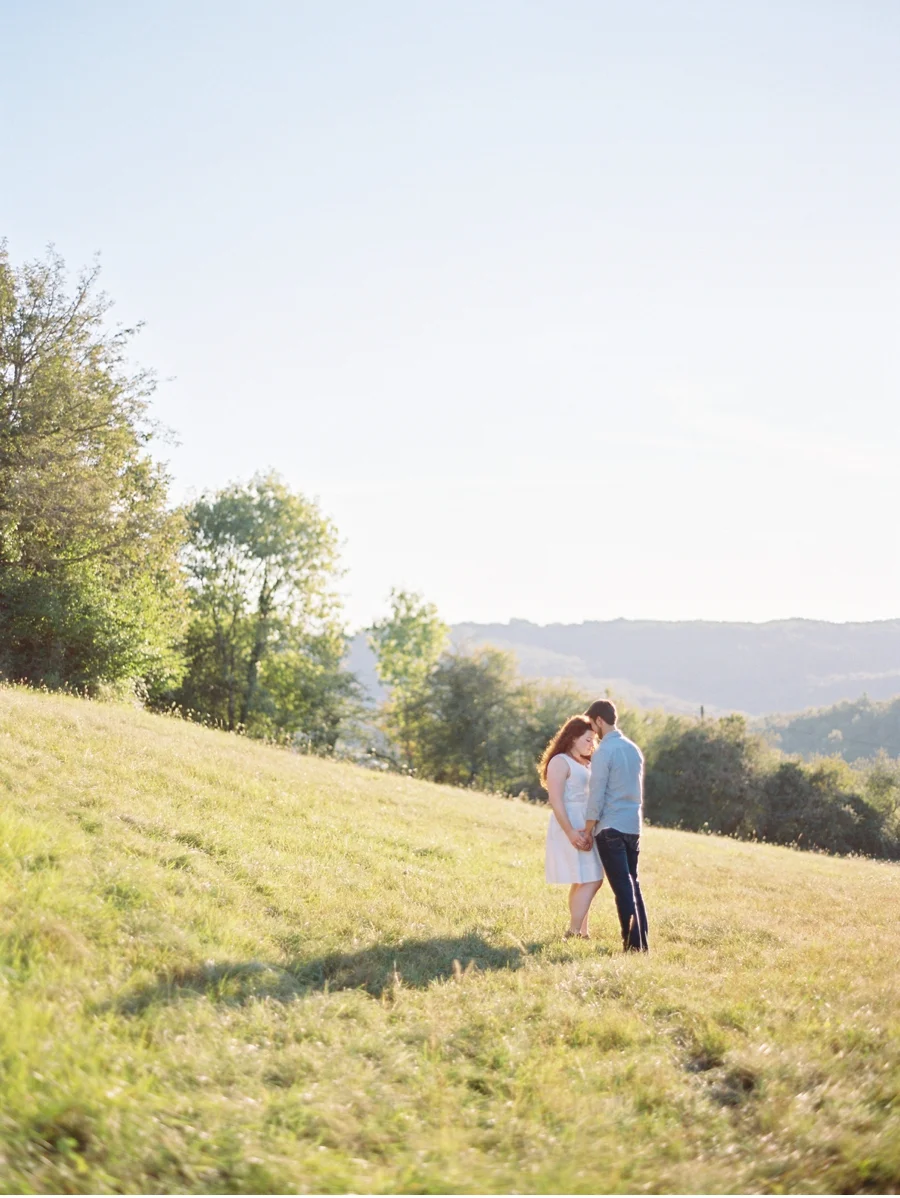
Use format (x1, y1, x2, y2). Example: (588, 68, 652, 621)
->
(1, 688, 898, 1194)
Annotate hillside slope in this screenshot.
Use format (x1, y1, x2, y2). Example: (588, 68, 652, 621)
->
(0, 688, 898, 1194)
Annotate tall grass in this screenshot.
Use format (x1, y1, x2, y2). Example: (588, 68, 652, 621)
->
(0, 686, 898, 1193)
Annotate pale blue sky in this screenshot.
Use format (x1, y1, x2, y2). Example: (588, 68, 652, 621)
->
(3, 0, 898, 628)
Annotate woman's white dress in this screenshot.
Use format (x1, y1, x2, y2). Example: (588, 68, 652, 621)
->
(545, 754, 604, 884)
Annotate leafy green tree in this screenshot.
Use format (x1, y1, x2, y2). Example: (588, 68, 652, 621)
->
(407, 647, 525, 791)
(176, 471, 357, 747)
(367, 590, 448, 767)
(515, 680, 591, 798)
(644, 713, 769, 837)
(762, 694, 900, 763)
(257, 626, 359, 752)
(754, 757, 884, 855)
(858, 752, 900, 846)
(642, 712, 898, 857)
(0, 243, 186, 693)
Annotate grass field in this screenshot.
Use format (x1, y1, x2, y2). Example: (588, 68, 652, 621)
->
(0, 686, 898, 1194)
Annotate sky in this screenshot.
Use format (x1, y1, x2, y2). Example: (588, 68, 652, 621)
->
(2, 0, 898, 630)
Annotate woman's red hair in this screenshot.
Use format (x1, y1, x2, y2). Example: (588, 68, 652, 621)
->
(538, 715, 594, 785)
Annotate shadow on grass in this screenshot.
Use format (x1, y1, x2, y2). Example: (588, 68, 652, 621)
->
(110, 934, 542, 1013)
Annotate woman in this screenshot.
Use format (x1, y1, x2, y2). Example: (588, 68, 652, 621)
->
(540, 715, 604, 938)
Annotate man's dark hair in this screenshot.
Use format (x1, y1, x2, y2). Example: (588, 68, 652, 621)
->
(585, 699, 617, 726)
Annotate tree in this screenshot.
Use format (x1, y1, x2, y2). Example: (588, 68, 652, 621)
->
(175, 471, 357, 746)
(756, 757, 886, 857)
(256, 626, 359, 752)
(367, 589, 448, 767)
(0, 243, 186, 693)
(515, 681, 591, 798)
(858, 753, 900, 849)
(640, 712, 898, 857)
(407, 647, 525, 791)
(644, 713, 769, 836)
(762, 694, 900, 763)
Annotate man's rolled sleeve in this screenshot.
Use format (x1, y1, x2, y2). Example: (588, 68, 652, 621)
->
(586, 745, 610, 823)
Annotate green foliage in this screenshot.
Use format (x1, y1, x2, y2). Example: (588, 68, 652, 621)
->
(366, 598, 900, 858)
(762, 693, 900, 762)
(403, 647, 525, 790)
(645, 714, 770, 838)
(367, 590, 448, 767)
(757, 757, 885, 856)
(366, 597, 900, 857)
(368, 588, 448, 692)
(0, 243, 187, 693)
(645, 714, 899, 858)
(368, 593, 591, 793)
(174, 472, 357, 748)
(255, 628, 359, 752)
(513, 679, 594, 798)
(858, 752, 900, 831)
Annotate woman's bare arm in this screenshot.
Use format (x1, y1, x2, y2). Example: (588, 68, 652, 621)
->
(546, 756, 584, 846)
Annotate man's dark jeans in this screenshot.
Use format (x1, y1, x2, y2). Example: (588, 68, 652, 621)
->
(596, 827, 649, 952)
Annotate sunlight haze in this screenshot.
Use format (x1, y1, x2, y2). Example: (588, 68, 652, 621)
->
(3, 0, 897, 628)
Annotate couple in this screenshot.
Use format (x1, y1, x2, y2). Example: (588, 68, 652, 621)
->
(541, 699, 649, 952)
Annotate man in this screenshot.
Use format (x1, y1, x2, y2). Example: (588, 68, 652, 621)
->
(580, 699, 649, 952)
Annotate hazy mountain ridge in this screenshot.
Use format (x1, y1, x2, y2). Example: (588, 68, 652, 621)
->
(453, 618, 900, 716)
(349, 618, 900, 720)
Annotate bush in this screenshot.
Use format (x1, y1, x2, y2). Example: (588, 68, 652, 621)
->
(644, 714, 768, 838)
(644, 714, 899, 859)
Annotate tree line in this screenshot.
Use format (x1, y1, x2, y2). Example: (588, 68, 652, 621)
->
(364, 591, 900, 860)
(2, 245, 898, 861)
(761, 694, 900, 764)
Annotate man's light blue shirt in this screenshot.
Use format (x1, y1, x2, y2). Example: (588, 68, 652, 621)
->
(586, 728, 644, 834)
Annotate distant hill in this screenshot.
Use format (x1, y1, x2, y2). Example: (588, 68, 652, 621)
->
(350, 618, 900, 719)
(761, 694, 900, 763)
(452, 618, 900, 717)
